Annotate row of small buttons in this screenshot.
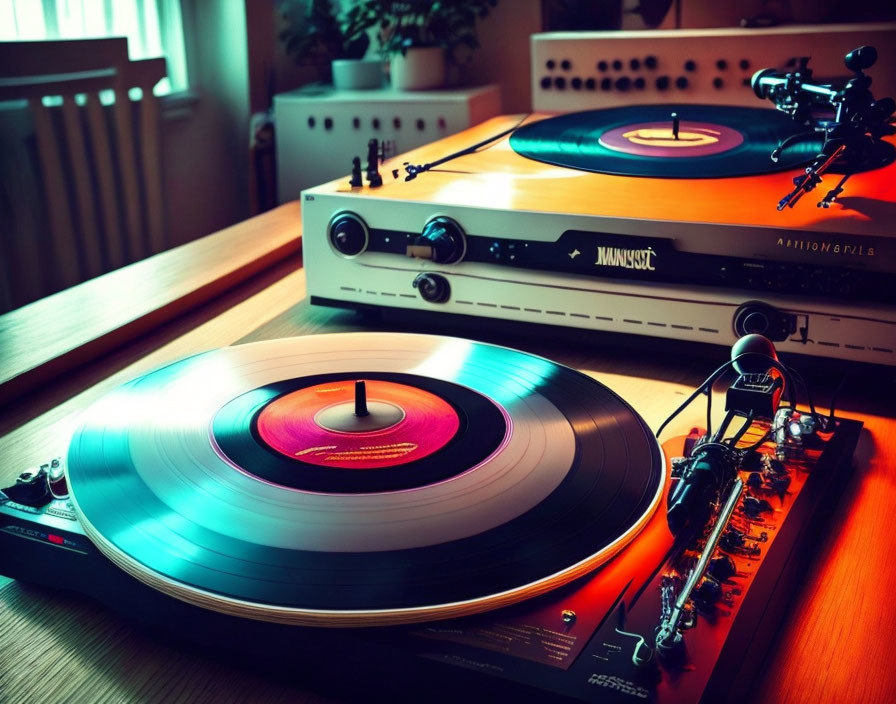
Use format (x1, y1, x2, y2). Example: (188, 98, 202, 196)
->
(306, 116, 447, 131)
(541, 75, 699, 91)
(545, 57, 753, 72)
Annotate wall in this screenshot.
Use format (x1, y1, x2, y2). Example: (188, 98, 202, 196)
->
(455, 0, 543, 113)
(161, 0, 251, 248)
(263, 0, 543, 114)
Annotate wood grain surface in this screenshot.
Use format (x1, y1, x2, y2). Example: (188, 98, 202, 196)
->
(2, 207, 895, 704)
(0, 201, 302, 406)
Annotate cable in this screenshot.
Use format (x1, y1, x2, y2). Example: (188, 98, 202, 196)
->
(403, 113, 532, 181)
(827, 373, 848, 424)
(788, 366, 821, 426)
(727, 411, 756, 446)
(655, 358, 734, 438)
(656, 352, 796, 439)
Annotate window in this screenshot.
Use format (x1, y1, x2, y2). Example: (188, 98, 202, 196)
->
(0, 0, 188, 95)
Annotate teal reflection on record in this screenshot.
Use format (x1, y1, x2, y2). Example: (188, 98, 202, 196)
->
(64, 334, 662, 621)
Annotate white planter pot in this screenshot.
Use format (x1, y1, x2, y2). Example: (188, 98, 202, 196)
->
(331, 58, 384, 90)
(390, 47, 446, 91)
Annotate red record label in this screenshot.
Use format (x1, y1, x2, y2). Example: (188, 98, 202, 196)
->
(256, 380, 460, 469)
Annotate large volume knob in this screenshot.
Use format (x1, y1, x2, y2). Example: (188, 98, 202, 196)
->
(328, 212, 369, 257)
(407, 216, 466, 264)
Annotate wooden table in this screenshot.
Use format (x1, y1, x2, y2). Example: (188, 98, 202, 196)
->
(1, 203, 894, 703)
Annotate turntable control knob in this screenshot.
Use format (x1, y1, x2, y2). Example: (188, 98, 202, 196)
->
(328, 213, 369, 257)
(48, 458, 68, 499)
(408, 217, 466, 264)
(732, 301, 790, 339)
(413, 273, 450, 303)
(614, 76, 631, 91)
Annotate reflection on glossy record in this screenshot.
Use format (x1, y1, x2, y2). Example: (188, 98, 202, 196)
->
(510, 105, 822, 177)
(65, 333, 664, 626)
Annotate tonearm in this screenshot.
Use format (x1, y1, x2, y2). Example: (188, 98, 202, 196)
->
(751, 45, 895, 210)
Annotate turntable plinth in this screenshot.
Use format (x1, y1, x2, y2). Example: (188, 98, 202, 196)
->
(1, 204, 895, 704)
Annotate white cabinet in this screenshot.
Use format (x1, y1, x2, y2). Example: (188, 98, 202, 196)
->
(274, 84, 501, 201)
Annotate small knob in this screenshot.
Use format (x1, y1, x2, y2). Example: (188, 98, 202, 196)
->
(407, 217, 466, 264)
(732, 300, 795, 342)
(48, 458, 68, 499)
(845, 45, 876, 72)
(413, 273, 450, 303)
(328, 213, 368, 257)
(708, 554, 737, 582)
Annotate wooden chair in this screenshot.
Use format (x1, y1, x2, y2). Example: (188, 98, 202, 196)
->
(0, 38, 167, 309)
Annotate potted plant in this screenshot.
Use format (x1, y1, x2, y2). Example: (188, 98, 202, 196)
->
(278, 0, 382, 89)
(366, 0, 499, 90)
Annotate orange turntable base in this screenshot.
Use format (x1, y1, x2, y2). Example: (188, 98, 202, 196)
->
(319, 113, 896, 239)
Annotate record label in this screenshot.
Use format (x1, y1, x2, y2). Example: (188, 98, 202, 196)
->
(256, 379, 460, 469)
(599, 120, 744, 157)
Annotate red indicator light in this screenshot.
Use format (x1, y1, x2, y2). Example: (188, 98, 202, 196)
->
(47, 534, 64, 545)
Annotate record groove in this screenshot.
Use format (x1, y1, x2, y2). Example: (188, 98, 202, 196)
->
(509, 105, 823, 178)
(66, 334, 664, 626)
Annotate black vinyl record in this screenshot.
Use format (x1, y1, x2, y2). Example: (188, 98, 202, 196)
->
(509, 105, 822, 178)
(65, 334, 664, 626)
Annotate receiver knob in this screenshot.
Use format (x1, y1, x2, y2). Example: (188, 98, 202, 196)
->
(407, 216, 466, 264)
(328, 213, 368, 257)
(733, 301, 795, 342)
(413, 273, 450, 303)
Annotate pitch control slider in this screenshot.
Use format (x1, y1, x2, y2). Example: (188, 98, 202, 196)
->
(656, 477, 744, 657)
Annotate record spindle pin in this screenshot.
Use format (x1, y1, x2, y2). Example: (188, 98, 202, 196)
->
(671, 112, 680, 140)
(355, 380, 369, 417)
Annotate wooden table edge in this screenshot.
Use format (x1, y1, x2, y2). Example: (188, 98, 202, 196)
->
(0, 201, 302, 406)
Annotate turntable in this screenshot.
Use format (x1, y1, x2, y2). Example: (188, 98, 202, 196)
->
(0, 332, 863, 702)
(1, 22, 891, 704)
(301, 23, 896, 366)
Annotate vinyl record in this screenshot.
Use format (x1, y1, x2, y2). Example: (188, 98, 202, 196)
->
(65, 334, 664, 626)
(509, 105, 822, 177)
